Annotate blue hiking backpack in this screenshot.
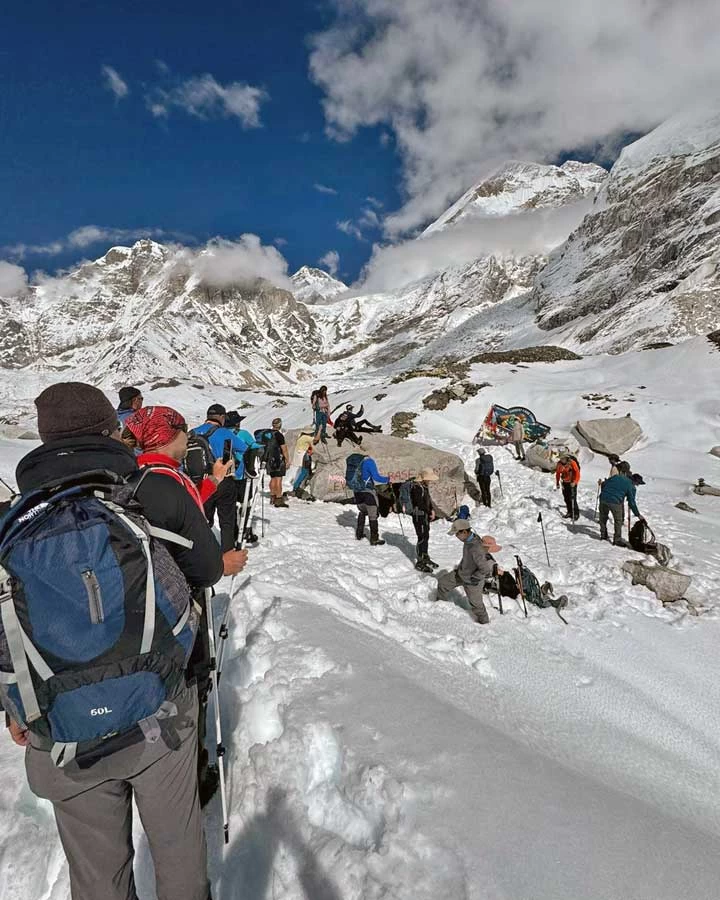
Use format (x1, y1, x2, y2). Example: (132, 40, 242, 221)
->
(345, 453, 369, 492)
(0, 470, 198, 768)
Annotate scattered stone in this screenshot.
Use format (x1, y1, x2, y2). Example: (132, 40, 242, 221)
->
(707, 329, 720, 351)
(374, 393, 387, 402)
(391, 363, 469, 384)
(710, 446, 720, 459)
(150, 378, 181, 390)
(272, 399, 288, 408)
(642, 341, 673, 350)
(525, 436, 581, 472)
(192, 384, 205, 390)
(694, 480, 720, 497)
(391, 411, 418, 438)
(422, 381, 491, 411)
(675, 502, 698, 514)
(575, 415, 642, 455)
(466, 346, 582, 365)
(622, 560, 691, 604)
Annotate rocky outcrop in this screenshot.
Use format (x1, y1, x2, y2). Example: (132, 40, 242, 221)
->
(390, 412, 418, 438)
(422, 381, 489, 410)
(285, 431, 469, 516)
(526, 437, 581, 472)
(622, 561, 691, 604)
(533, 109, 720, 351)
(575, 416, 642, 456)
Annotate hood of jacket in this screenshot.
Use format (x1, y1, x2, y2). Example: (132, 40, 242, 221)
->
(16, 436, 138, 494)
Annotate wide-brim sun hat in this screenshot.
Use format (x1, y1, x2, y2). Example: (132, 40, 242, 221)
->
(480, 534, 502, 553)
(419, 467, 439, 482)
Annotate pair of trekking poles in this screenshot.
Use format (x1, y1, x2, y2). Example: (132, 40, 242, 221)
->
(204, 469, 265, 844)
(491, 555, 529, 618)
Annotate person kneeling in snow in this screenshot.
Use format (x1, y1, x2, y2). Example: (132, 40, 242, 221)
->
(435, 524, 503, 625)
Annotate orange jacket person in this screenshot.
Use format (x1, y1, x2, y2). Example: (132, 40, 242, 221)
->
(555, 454, 580, 521)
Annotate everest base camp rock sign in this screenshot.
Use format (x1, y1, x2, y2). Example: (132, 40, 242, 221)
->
(286, 430, 474, 517)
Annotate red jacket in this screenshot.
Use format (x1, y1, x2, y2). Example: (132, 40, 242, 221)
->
(555, 459, 580, 486)
(137, 452, 216, 509)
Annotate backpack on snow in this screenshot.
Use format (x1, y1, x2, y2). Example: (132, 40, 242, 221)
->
(629, 520, 671, 567)
(185, 425, 220, 485)
(254, 429, 282, 470)
(345, 453, 369, 492)
(0, 470, 198, 768)
(514, 560, 549, 607)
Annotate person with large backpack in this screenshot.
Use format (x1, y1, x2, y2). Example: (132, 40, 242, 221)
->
(474, 447, 494, 508)
(260, 417, 290, 508)
(436, 524, 503, 625)
(2, 382, 224, 900)
(225, 410, 263, 544)
(345, 452, 390, 545)
(555, 453, 580, 520)
(191, 403, 253, 551)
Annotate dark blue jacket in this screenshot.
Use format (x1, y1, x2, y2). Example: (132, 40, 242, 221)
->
(600, 474, 640, 517)
(475, 454, 494, 478)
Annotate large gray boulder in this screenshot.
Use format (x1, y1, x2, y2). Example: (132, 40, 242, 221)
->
(622, 560, 691, 603)
(285, 430, 475, 516)
(574, 415, 642, 456)
(710, 446, 720, 459)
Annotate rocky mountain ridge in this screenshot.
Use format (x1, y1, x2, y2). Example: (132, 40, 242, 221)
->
(1, 112, 719, 388)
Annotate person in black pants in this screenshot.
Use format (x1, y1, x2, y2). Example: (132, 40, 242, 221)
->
(410, 468, 440, 572)
(204, 474, 239, 552)
(474, 448, 494, 508)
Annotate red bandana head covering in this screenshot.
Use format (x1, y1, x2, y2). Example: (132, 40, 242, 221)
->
(124, 406, 186, 452)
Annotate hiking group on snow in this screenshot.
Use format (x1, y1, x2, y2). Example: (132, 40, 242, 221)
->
(0, 381, 658, 900)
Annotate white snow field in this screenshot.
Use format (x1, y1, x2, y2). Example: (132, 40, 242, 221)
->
(1, 338, 720, 899)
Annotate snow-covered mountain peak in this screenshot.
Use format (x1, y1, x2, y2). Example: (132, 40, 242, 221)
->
(291, 266, 347, 303)
(425, 159, 607, 234)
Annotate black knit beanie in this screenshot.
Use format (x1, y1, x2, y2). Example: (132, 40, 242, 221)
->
(35, 383, 119, 442)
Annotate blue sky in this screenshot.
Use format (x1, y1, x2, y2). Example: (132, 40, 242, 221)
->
(2, 1, 716, 290)
(0, 1, 399, 282)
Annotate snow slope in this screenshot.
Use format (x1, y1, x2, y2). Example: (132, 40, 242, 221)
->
(1, 339, 720, 898)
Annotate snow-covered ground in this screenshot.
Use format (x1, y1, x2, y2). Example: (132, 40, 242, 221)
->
(1, 338, 720, 899)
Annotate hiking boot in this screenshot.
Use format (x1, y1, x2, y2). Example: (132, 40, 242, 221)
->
(243, 530, 259, 544)
(321, 436, 328, 444)
(600, 532, 609, 541)
(423, 554, 440, 569)
(370, 537, 386, 546)
(369, 522, 385, 545)
(613, 538, 628, 547)
(273, 496, 289, 508)
(415, 560, 433, 573)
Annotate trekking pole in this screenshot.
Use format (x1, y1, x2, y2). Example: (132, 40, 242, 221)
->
(261, 470, 266, 538)
(594, 484, 600, 521)
(496, 577, 504, 615)
(537, 512, 551, 567)
(495, 471, 503, 498)
(514, 556, 529, 617)
(205, 589, 230, 845)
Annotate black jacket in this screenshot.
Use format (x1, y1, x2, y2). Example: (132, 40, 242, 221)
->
(410, 481, 435, 518)
(16, 436, 223, 589)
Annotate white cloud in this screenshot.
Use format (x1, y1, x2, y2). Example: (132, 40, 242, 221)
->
(148, 73, 268, 127)
(0, 261, 28, 297)
(186, 235, 291, 289)
(358, 199, 593, 293)
(101, 65, 129, 100)
(274, 237, 288, 247)
(314, 183, 338, 195)
(310, 0, 720, 234)
(365, 196, 383, 209)
(337, 219, 365, 241)
(2, 226, 172, 259)
(318, 250, 340, 276)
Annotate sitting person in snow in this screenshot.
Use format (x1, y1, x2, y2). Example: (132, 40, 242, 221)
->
(436, 524, 504, 625)
(334, 404, 382, 447)
(599, 471, 645, 546)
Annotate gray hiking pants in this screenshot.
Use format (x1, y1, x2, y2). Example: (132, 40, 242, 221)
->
(25, 686, 209, 900)
(436, 568, 490, 624)
(514, 440, 525, 460)
(599, 500, 624, 542)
